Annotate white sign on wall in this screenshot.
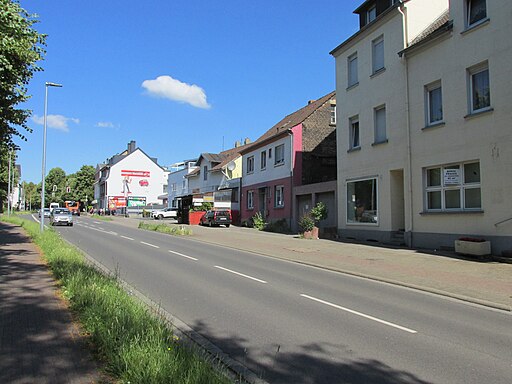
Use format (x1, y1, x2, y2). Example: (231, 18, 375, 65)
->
(444, 168, 460, 185)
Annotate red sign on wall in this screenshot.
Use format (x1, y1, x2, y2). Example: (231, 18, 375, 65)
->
(121, 170, 150, 178)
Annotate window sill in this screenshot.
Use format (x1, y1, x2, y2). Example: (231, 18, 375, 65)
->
(274, 162, 285, 167)
(420, 209, 484, 215)
(329, 122, 337, 127)
(464, 107, 493, 120)
(370, 67, 386, 78)
(346, 82, 359, 91)
(371, 139, 388, 146)
(422, 121, 445, 131)
(347, 146, 361, 153)
(461, 18, 490, 35)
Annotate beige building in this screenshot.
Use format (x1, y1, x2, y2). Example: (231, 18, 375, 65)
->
(331, 0, 511, 255)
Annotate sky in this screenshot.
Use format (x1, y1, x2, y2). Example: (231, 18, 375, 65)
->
(17, 0, 362, 183)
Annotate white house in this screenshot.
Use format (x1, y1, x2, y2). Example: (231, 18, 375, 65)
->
(331, 0, 511, 255)
(94, 141, 169, 212)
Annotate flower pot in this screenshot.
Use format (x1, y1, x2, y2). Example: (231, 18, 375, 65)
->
(454, 240, 491, 256)
(303, 226, 319, 239)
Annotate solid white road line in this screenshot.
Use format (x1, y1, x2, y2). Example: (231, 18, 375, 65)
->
(214, 266, 267, 284)
(121, 235, 134, 240)
(140, 241, 160, 249)
(300, 294, 417, 334)
(168, 250, 198, 261)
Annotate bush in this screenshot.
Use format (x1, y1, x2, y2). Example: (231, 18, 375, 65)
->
(190, 202, 212, 212)
(252, 212, 266, 230)
(265, 219, 290, 234)
(310, 202, 328, 223)
(299, 215, 315, 233)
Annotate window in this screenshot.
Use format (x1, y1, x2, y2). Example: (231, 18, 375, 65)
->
(274, 185, 284, 208)
(374, 106, 387, 143)
(425, 161, 481, 211)
(247, 190, 254, 209)
(347, 178, 378, 224)
(425, 81, 443, 125)
(372, 36, 384, 74)
(171, 183, 177, 192)
(468, 63, 490, 113)
(349, 116, 360, 150)
(269, 148, 272, 158)
(330, 104, 337, 125)
(466, 0, 487, 27)
(347, 53, 358, 87)
(260, 151, 266, 170)
(367, 6, 376, 23)
(203, 166, 208, 181)
(247, 156, 254, 174)
(275, 144, 285, 165)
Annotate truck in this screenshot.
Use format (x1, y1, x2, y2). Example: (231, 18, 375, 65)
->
(64, 201, 80, 216)
(49, 202, 60, 212)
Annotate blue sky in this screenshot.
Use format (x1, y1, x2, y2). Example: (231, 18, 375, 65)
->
(18, 0, 361, 183)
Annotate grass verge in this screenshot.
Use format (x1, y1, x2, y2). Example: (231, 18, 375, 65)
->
(1, 215, 230, 383)
(139, 221, 193, 236)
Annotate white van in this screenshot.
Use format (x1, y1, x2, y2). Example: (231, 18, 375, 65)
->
(49, 202, 60, 212)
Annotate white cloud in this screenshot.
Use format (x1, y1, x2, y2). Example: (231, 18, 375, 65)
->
(141, 75, 211, 109)
(32, 114, 79, 132)
(96, 121, 115, 128)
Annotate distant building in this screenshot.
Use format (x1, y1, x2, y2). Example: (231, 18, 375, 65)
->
(93, 141, 169, 212)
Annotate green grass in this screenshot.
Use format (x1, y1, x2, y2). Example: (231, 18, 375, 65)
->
(139, 221, 193, 236)
(1, 215, 230, 383)
(90, 214, 114, 221)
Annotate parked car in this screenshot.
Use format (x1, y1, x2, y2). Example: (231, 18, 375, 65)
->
(50, 208, 73, 226)
(39, 208, 51, 218)
(151, 207, 178, 220)
(199, 210, 232, 227)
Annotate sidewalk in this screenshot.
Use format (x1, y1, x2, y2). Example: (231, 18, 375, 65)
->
(111, 215, 512, 311)
(0, 221, 101, 384)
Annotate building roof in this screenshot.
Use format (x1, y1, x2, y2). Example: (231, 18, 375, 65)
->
(399, 10, 452, 57)
(240, 91, 336, 154)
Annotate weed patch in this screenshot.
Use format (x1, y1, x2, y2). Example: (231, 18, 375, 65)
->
(138, 221, 192, 236)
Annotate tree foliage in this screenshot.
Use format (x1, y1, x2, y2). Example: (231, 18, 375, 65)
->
(0, 0, 46, 150)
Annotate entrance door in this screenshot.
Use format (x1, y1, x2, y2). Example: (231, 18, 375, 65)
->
(258, 187, 267, 216)
(390, 170, 405, 231)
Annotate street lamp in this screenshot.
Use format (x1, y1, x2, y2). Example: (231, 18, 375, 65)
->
(40, 81, 62, 232)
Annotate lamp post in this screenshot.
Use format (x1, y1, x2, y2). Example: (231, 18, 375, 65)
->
(40, 82, 62, 232)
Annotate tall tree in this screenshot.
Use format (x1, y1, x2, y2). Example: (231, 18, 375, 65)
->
(0, 0, 46, 150)
(73, 165, 95, 204)
(23, 180, 40, 210)
(44, 167, 66, 205)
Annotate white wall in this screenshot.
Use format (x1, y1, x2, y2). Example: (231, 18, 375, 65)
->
(242, 135, 292, 188)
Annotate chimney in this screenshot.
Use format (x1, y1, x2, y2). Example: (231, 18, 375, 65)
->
(244, 138, 251, 145)
(308, 99, 316, 105)
(128, 140, 136, 153)
(234, 140, 241, 148)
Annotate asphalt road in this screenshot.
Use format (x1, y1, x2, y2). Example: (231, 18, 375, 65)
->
(36, 215, 512, 384)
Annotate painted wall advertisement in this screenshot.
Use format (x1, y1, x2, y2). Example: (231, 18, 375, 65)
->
(108, 196, 146, 209)
(121, 169, 151, 195)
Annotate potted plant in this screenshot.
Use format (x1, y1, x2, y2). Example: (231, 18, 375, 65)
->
(454, 237, 491, 256)
(299, 215, 316, 239)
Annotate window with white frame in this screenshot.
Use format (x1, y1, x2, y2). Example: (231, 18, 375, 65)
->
(203, 166, 208, 181)
(247, 156, 254, 174)
(468, 63, 490, 114)
(275, 144, 285, 165)
(466, 0, 487, 28)
(349, 116, 360, 150)
(347, 178, 378, 224)
(425, 161, 481, 211)
(260, 151, 266, 170)
(425, 81, 443, 125)
(247, 190, 254, 209)
(372, 36, 384, 74)
(274, 185, 284, 208)
(374, 105, 387, 143)
(367, 5, 376, 23)
(171, 183, 177, 192)
(347, 53, 358, 87)
(330, 104, 337, 125)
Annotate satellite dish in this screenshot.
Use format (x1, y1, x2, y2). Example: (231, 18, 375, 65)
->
(227, 161, 236, 171)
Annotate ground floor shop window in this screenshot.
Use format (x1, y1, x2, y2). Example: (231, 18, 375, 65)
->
(347, 178, 378, 224)
(424, 161, 481, 211)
